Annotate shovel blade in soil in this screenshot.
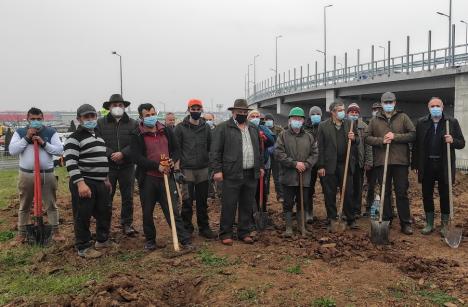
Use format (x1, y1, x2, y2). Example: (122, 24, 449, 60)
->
(444, 226, 462, 249)
(370, 220, 390, 245)
(253, 212, 268, 231)
(25, 223, 52, 246)
(330, 219, 346, 233)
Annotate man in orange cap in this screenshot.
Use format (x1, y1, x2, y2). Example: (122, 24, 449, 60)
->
(174, 99, 216, 239)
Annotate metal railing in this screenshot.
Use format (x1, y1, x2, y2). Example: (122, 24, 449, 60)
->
(0, 150, 19, 170)
(248, 43, 468, 104)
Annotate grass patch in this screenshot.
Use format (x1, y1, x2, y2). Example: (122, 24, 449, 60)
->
(0, 169, 18, 208)
(285, 264, 302, 274)
(417, 289, 457, 305)
(0, 271, 96, 305)
(0, 246, 40, 269)
(388, 285, 406, 300)
(117, 250, 145, 262)
(197, 248, 228, 267)
(236, 288, 258, 302)
(0, 230, 15, 242)
(312, 297, 337, 307)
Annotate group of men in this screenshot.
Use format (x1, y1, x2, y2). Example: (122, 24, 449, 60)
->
(9, 91, 465, 257)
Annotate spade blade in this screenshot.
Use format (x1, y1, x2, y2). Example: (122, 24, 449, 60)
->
(370, 220, 390, 245)
(444, 224, 463, 249)
(330, 218, 346, 233)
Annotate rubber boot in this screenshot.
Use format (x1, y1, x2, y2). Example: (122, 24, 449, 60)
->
(283, 212, 293, 238)
(296, 210, 310, 235)
(440, 213, 450, 237)
(421, 212, 435, 235)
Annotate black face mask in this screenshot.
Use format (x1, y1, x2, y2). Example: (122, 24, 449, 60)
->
(235, 114, 247, 124)
(190, 112, 202, 120)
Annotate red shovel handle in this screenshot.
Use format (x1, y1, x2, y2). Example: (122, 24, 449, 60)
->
(33, 140, 42, 218)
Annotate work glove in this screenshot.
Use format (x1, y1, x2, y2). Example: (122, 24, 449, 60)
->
(174, 171, 186, 184)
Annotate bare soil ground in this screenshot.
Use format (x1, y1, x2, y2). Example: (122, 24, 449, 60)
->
(0, 170, 467, 306)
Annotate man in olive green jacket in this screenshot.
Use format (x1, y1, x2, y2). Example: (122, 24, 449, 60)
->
(365, 92, 416, 235)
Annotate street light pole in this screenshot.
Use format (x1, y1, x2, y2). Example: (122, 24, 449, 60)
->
(253, 54, 260, 94)
(275, 35, 282, 89)
(323, 4, 333, 85)
(247, 64, 253, 97)
(461, 20, 468, 54)
(111, 51, 123, 97)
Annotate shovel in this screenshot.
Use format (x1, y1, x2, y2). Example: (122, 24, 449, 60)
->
(444, 120, 463, 248)
(330, 120, 354, 233)
(25, 140, 52, 246)
(254, 171, 269, 231)
(161, 155, 180, 252)
(370, 143, 390, 245)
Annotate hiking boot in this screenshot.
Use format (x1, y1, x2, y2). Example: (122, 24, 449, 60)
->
(421, 212, 435, 235)
(144, 240, 157, 251)
(199, 228, 217, 239)
(182, 242, 196, 251)
(440, 214, 450, 237)
(348, 220, 360, 230)
(241, 236, 254, 244)
(221, 238, 233, 246)
(11, 234, 27, 247)
(123, 225, 138, 236)
(78, 248, 102, 259)
(95, 240, 118, 250)
(283, 212, 293, 238)
(305, 211, 314, 224)
(52, 230, 66, 242)
(401, 224, 413, 235)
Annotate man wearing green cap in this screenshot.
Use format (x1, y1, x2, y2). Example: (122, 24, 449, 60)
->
(275, 107, 318, 237)
(317, 101, 359, 230)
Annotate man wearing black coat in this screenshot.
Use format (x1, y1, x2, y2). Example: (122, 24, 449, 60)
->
(412, 97, 465, 237)
(97, 94, 138, 236)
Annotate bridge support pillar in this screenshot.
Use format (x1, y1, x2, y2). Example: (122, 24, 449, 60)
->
(276, 98, 292, 116)
(325, 89, 336, 111)
(454, 74, 468, 163)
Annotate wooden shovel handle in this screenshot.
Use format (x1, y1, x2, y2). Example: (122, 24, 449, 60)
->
(338, 120, 354, 216)
(163, 174, 180, 251)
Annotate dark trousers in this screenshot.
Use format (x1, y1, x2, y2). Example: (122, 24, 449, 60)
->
(70, 179, 111, 251)
(283, 185, 310, 213)
(307, 166, 319, 215)
(365, 167, 377, 211)
(321, 163, 354, 221)
(181, 180, 210, 232)
(352, 166, 364, 215)
(422, 160, 450, 214)
(219, 170, 257, 240)
(108, 166, 135, 226)
(271, 156, 283, 199)
(375, 165, 411, 225)
(139, 175, 191, 244)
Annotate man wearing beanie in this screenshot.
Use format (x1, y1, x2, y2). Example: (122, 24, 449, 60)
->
(346, 103, 373, 219)
(275, 107, 318, 237)
(264, 113, 284, 202)
(175, 99, 216, 239)
(303, 106, 323, 223)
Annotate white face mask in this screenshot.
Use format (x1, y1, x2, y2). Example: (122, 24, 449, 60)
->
(111, 107, 124, 118)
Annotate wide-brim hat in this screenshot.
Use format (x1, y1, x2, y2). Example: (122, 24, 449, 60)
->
(227, 99, 252, 111)
(103, 94, 131, 110)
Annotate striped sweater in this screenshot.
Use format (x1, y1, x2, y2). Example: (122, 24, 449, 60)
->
(64, 126, 109, 184)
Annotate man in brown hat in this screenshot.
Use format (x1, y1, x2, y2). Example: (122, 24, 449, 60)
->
(211, 99, 264, 245)
(97, 94, 138, 236)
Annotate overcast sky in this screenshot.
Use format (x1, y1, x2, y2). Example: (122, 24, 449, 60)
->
(1, 0, 467, 113)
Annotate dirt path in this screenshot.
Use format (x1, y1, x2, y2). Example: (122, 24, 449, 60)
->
(0, 172, 467, 306)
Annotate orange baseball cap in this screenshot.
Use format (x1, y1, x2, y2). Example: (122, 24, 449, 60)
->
(188, 99, 203, 108)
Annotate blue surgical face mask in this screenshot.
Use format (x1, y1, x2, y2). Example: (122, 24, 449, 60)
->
(348, 114, 359, 121)
(206, 120, 214, 127)
(250, 118, 260, 126)
(82, 120, 97, 130)
(430, 107, 442, 118)
(290, 119, 303, 129)
(265, 120, 274, 128)
(143, 116, 158, 128)
(310, 114, 321, 125)
(29, 120, 43, 129)
(383, 103, 395, 113)
(337, 111, 346, 120)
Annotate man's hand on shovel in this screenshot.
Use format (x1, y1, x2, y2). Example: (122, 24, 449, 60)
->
(296, 162, 306, 173)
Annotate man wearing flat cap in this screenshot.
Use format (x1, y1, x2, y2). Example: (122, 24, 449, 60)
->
(365, 92, 416, 235)
(211, 99, 264, 245)
(97, 94, 138, 236)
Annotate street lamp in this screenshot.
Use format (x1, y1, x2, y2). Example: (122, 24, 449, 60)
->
(247, 63, 253, 97)
(461, 20, 468, 54)
(275, 35, 282, 88)
(253, 54, 260, 94)
(378, 45, 386, 61)
(155, 101, 166, 113)
(111, 51, 123, 97)
(323, 4, 333, 85)
(437, 0, 452, 53)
